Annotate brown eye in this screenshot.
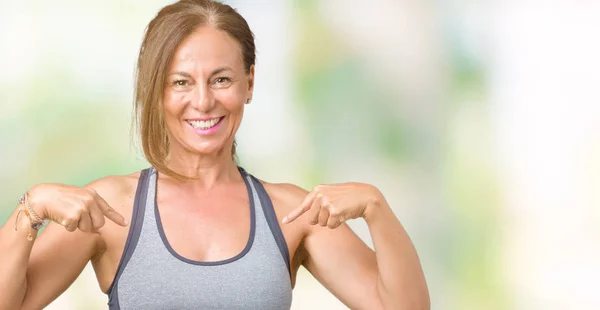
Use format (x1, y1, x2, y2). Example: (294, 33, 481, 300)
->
(215, 77, 231, 84)
(174, 80, 188, 86)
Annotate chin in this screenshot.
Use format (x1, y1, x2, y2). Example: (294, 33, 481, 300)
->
(186, 142, 229, 156)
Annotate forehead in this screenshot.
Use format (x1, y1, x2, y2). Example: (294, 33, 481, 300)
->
(169, 26, 243, 71)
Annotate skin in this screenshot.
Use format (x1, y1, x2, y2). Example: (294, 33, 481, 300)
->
(0, 25, 429, 310)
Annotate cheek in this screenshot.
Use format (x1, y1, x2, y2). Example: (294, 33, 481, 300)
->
(163, 91, 188, 117)
(217, 87, 246, 111)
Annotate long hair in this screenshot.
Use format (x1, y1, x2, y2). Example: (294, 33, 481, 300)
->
(133, 0, 255, 180)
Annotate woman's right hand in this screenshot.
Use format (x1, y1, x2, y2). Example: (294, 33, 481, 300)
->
(28, 183, 128, 233)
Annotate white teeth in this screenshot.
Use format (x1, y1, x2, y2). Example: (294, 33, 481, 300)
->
(188, 118, 220, 130)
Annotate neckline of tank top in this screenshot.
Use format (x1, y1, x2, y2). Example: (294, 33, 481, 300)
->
(152, 166, 257, 266)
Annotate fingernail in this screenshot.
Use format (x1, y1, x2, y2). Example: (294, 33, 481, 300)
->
(123, 219, 129, 226)
(281, 217, 288, 224)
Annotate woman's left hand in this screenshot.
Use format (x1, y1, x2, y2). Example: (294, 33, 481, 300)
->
(282, 183, 383, 228)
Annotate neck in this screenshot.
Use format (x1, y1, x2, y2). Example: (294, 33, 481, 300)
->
(164, 145, 240, 189)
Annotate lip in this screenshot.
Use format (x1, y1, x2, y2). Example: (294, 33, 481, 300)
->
(186, 116, 225, 135)
(185, 116, 223, 121)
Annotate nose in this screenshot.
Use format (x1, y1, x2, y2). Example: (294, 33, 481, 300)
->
(191, 84, 215, 112)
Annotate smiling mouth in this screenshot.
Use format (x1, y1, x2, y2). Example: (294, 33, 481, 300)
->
(186, 117, 224, 130)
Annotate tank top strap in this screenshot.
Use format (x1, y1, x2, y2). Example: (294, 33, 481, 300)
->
(107, 167, 152, 303)
(242, 170, 291, 277)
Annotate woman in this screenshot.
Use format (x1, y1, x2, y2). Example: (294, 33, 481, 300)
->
(0, 0, 429, 309)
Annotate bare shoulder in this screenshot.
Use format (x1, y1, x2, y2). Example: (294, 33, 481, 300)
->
(84, 172, 142, 268)
(259, 181, 309, 215)
(256, 180, 315, 238)
(84, 171, 142, 240)
(85, 171, 141, 205)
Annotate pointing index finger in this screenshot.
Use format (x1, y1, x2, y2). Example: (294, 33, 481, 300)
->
(282, 190, 317, 224)
(94, 195, 128, 227)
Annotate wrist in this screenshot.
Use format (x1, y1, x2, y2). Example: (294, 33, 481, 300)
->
(15, 185, 50, 241)
(27, 184, 49, 220)
(362, 186, 390, 225)
(15, 204, 34, 232)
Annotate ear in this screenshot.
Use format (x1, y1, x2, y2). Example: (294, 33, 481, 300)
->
(246, 65, 255, 102)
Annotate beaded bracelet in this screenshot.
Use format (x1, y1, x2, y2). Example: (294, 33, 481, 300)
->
(15, 192, 49, 241)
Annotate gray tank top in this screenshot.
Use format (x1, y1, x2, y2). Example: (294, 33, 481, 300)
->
(106, 167, 292, 309)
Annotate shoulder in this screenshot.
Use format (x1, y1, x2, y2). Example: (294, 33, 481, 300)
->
(83, 171, 143, 229)
(255, 179, 311, 230)
(261, 181, 309, 207)
(85, 171, 142, 202)
(260, 181, 308, 213)
(83, 171, 144, 255)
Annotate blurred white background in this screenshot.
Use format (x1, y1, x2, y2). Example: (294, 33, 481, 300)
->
(1, 0, 599, 309)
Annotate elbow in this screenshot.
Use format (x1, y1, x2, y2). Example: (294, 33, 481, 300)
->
(379, 286, 430, 310)
(414, 284, 431, 310)
(407, 285, 430, 310)
(417, 292, 431, 310)
(390, 297, 430, 310)
(396, 294, 430, 310)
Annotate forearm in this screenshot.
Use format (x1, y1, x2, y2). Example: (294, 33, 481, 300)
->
(0, 205, 39, 310)
(365, 194, 430, 310)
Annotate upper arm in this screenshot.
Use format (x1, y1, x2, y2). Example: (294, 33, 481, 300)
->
(303, 223, 383, 310)
(21, 174, 133, 310)
(22, 222, 101, 310)
(269, 182, 383, 310)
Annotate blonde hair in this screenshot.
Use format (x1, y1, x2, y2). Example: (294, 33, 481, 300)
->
(133, 0, 255, 180)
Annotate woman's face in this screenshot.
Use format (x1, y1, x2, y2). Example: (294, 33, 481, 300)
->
(163, 26, 254, 159)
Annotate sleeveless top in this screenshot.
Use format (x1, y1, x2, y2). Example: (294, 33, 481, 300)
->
(106, 167, 293, 309)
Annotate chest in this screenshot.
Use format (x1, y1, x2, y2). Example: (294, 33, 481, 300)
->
(97, 178, 307, 292)
(106, 173, 296, 309)
(113, 247, 293, 310)
(156, 193, 252, 262)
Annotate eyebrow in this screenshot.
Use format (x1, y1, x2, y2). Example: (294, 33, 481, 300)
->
(169, 67, 234, 78)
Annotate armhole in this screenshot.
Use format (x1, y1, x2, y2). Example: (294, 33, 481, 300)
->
(249, 175, 292, 278)
(106, 168, 151, 308)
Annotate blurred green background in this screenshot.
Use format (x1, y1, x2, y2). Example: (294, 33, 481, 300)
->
(1, 1, 599, 309)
